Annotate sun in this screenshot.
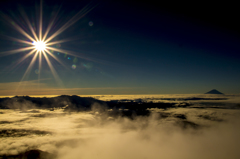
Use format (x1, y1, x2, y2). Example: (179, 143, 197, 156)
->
(0, 0, 94, 89)
(32, 41, 46, 52)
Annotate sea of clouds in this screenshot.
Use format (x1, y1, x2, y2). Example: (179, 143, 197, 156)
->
(0, 95, 240, 159)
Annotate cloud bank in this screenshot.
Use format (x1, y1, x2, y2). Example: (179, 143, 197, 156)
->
(0, 95, 240, 159)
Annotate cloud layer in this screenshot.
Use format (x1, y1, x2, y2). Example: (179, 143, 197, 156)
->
(0, 95, 240, 159)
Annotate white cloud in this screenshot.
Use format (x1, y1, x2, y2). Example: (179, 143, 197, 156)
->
(0, 105, 240, 158)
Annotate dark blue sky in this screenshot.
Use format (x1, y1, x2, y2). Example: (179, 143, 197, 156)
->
(0, 0, 239, 95)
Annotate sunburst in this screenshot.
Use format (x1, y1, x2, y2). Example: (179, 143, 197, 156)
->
(33, 41, 46, 51)
(0, 0, 95, 91)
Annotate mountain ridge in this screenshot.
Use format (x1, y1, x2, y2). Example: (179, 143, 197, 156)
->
(205, 89, 224, 94)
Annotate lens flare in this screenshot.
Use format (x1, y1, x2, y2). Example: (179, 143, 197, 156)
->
(72, 64, 76, 69)
(0, 0, 95, 92)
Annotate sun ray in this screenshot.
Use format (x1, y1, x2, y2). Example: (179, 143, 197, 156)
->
(8, 49, 37, 71)
(46, 39, 74, 46)
(39, 0, 43, 41)
(38, 51, 42, 89)
(0, 1, 95, 95)
(4, 36, 33, 45)
(45, 49, 71, 71)
(21, 51, 39, 82)
(45, 5, 94, 43)
(14, 51, 39, 94)
(2, 14, 36, 42)
(42, 6, 62, 42)
(19, 7, 38, 41)
(46, 46, 93, 61)
(0, 47, 35, 56)
(42, 51, 63, 87)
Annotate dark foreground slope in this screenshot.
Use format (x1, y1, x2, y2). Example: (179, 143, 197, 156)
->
(0, 95, 189, 110)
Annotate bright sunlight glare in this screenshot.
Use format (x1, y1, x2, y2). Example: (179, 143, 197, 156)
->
(32, 41, 46, 51)
(0, 0, 94, 92)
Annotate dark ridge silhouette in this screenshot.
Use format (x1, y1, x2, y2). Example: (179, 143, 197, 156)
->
(0, 95, 228, 110)
(0, 95, 194, 111)
(182, 97, 227, 100)
(106, 101, 178, 110)
(105, 101, 191, 119)
(0, 95, 233, 114)
(205, 89, 224, 94)
(111, 97, 228, 102)
(0, 95, 105, 110)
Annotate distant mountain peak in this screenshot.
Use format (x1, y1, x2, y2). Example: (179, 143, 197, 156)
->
(205, 89, 224, 94)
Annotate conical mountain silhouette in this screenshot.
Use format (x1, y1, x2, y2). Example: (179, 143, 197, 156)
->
(205, 89, 224, 94)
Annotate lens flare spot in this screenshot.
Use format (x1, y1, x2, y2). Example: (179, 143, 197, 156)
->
(68, 57, 71, 60)
(89, 21, 93, 26)
(72, 64, 76, 69)
(35, 69, 39, 74)
(73, 57, 78, 63)
(32, 41, 46, 51)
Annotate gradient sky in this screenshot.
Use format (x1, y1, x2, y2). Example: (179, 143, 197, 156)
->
(0, 0, 239, 95)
